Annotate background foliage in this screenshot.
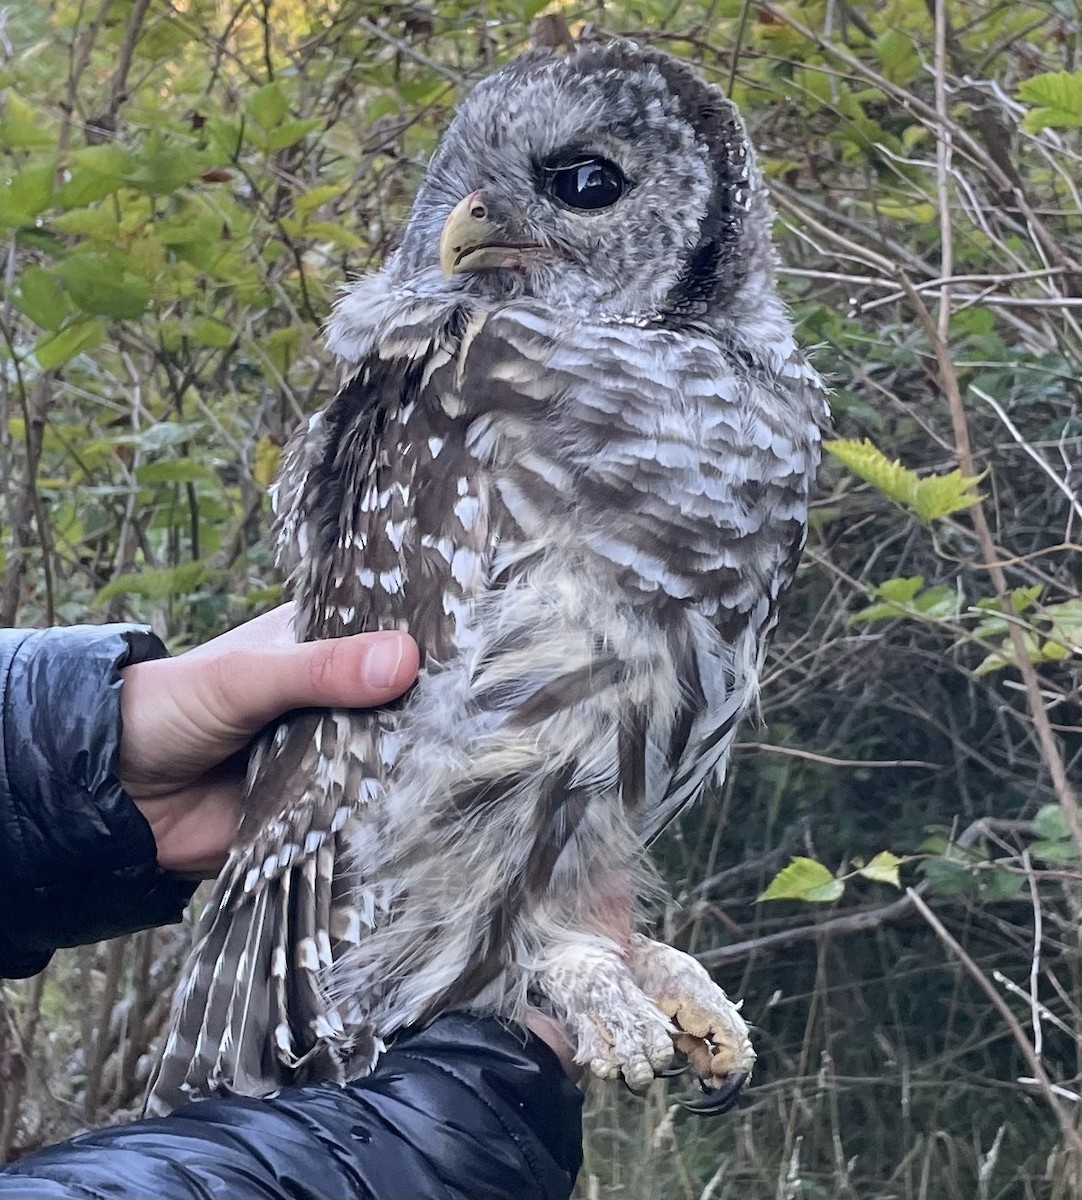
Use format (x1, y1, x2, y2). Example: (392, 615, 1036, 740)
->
(1, 1, 1080, 1196)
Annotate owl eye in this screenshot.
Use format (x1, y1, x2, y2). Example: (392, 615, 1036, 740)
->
(543, 156, 628, 211)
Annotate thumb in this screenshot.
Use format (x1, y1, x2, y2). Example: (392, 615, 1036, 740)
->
(198, 630, 421, 735)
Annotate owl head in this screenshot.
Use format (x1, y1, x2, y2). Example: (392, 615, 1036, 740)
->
(383, 41, 777, 330)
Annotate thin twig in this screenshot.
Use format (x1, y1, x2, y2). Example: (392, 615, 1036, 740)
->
(908, 887, 1082, 1157)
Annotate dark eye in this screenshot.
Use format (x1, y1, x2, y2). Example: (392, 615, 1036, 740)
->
(543, 156, 628, 211)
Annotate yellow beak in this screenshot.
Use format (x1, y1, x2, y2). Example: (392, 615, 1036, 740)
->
(438, 191, 545, 278)
(439, 192, 499, 278)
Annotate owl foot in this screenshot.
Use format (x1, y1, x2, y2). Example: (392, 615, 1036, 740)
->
(538, 944, 674, 1091)
(627, 934, 755, 1114)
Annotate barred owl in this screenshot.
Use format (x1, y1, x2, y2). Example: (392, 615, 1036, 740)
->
(148, 39, 826, 1117)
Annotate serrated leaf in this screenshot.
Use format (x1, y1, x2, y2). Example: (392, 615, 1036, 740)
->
(284, 218, 363, 249)
(920, 856, 979, 897)
(848, 600, 909, 625)
(56, 253, 149, 318)
(124, 143, 204, 194)
(1018, 69, 1082, 131)
(34, 319, 105, 369)
(110, 421, 204, 451)
(263, 326, 303, 375)
(1045, 600, 1082, 653)
(247, 82, 289, 130)
(759, 857, 844, 903)
(15, 266, 75, 331)
(826, 439, 982, 521)
(0, 92, 56, 148)
(912, 584, 959, 618)
(981, 870, 1027, 902)
(858, 850, 902, 887)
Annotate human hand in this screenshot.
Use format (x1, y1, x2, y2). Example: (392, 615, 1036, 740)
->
(119, 605, 419, 877)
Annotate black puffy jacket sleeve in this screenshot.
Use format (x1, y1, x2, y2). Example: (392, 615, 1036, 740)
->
(0, 625, 196, 977)
(0, 1014, 583, 1200)
(0, 627, 584, 1198)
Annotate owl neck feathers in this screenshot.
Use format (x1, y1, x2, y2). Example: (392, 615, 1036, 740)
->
(325, 267, 457, 368)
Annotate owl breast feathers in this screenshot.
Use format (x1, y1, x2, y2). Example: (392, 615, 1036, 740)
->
(147, 38, 827, 1116)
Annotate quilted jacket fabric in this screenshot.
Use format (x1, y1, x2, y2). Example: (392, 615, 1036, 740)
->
(0, 625, 582, 1199)
(0, 625, 194, 977)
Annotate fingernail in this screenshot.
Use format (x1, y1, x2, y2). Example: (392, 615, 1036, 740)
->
(362, 635, 406, 690)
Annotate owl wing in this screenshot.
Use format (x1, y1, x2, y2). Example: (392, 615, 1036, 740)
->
(458, 307, 826, 838)
(146, 309, 495, 1114)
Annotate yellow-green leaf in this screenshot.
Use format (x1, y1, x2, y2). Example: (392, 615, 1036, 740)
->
(858, 851, 902, 888)
(0, 92, 56, 148)
(826, 438, 983, 521)
(1018, 69, 1082, 131)
(759, 857, 844, 903)
(294, 182, 348, 220)
(252, 435, 281, 487)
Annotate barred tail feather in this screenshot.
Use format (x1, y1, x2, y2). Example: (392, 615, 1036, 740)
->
(144, 814, 357, 1114)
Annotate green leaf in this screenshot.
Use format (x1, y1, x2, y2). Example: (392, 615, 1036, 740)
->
(912, 584, 958, 619)
(57, 145, 136, 207)
(1018, 69, 1082, 131)
(15, 266, 75, 331)
(1029, 839, 1079, 864)
(34, 319, 105, 369)
(189, 316, 235, 347)
(55, 253, 150, 318)
(95, 561, 213, 603)
(759, 857, 844, 903)
(280, 217, 363, 249)
(253, 434, 282, 487)
(878, 576, 924, 603)
(1045, 600, 1082, 653)
(1033, 804, 1069, 841)
(0, 91, 56, 148)
(263, 326, 303, 375)
(826, 439, 983, 521)
(110, 421, 204, 452)
(858, 850, 902, 888)
(135, 458, 214, 484)
(294, 183, 348, 220)
(921, 856, 979, 897)
(0, 162, 56, 227)
(247, 81, 289, 130)
(265, 117, 321, 151)
(51, 206, 120, 240)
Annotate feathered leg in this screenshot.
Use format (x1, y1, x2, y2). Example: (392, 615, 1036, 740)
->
(626, 934, 755, 1111)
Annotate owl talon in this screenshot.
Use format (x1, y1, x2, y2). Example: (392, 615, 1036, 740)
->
(679, 1070, 749, 1115)
(657, 1051, 690, 1079)
(538, 944, 674, 1091)
(626, 935, 756, 1099)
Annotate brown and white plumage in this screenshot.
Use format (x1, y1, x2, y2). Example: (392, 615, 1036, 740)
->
(147, 39, 826, 1116)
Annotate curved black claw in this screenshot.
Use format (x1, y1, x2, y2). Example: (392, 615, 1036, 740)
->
(679, 1070, 750, 1116)
(658, 1053, 690, 1079)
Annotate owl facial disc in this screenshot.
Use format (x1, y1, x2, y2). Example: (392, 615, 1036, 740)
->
(439, 190, 546, 277)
